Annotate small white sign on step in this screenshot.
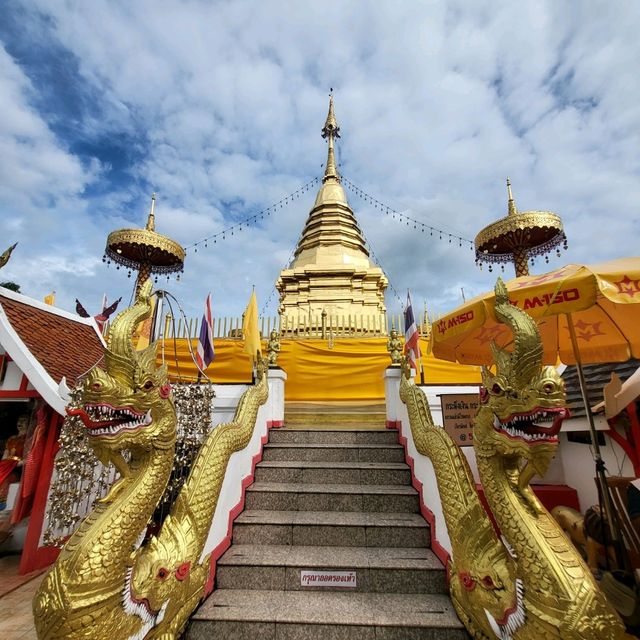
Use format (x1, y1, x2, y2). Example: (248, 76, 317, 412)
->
(301, 570, 357, 588)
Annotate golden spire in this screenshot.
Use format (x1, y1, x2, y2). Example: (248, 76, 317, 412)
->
(146, 192, 157, 231)
(321, 93, 341, 183)
(506, 178, 517, 216)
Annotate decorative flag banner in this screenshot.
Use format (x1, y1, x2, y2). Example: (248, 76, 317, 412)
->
(75, 299, 90, 318)
(404, 291, 420, 372)
(76, 296, 121, 332)
(43, 291, 55, 305)
(97, 296, 121, 326)
(196, 293, 215, 370)
(242, 290, 261, 363)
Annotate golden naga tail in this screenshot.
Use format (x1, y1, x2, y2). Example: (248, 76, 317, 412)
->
(0, 242, 17, 270)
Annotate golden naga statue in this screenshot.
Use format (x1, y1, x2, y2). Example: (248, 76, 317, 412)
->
(267, 329, 281, 367)
(400, 278, 629, 640)
(33, 281, 269, 639)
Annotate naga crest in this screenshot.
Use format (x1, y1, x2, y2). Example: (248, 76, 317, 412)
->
(477, 279, 568, 480)
(68, 280, 176, 471)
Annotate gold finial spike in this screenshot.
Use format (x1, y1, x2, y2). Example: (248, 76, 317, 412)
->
(322, 93, 340, 139)
(146, 193, 156, 231)
(506, 178, 517, 216)
(321, 93, 341, 183)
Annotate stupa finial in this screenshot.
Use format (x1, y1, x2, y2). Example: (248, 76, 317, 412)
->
(506, 178, 517, 216)
(146, 192, 157, 231)
(321, 91, 340, 183)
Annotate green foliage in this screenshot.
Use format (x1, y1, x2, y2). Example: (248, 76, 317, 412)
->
(0, 281, 20, 292)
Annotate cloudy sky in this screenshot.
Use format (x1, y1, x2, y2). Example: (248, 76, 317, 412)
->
(0, 0, 638, 325)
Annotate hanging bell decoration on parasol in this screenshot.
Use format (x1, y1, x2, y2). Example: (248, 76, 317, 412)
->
(475, 179, 566, 277)
(103, 193, 185, 294)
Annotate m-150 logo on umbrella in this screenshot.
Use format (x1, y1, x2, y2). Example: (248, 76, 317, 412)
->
(614, 275, 640, 297)
(574, 320, 606, 342)
(433, 259, 640, 366)
(436, 310, 474, 335)
(516, 287, 580, 310)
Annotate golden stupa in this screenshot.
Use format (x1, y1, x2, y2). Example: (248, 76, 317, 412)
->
(276, 96, 388, 330)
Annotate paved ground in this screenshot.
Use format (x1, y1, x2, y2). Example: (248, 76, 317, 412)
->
(0, 555, 42, 639)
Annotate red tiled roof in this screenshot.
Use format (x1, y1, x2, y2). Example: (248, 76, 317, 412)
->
(0, 295, 104, 386)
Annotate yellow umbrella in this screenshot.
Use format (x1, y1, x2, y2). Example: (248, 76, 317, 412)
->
(432, 257, 640, 366)
(432, 257, 640, 568)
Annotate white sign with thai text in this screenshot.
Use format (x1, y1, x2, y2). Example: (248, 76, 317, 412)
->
(300, 570, 357, 588)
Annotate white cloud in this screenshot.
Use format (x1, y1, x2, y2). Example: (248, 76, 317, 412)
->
(0, 45, 95, 208)
(0, 0, 637, 327)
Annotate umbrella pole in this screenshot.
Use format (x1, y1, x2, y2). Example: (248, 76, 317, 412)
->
(566, 313, 625, 570)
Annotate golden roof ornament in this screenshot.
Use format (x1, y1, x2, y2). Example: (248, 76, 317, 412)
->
(104, 193, 185, 293)
(0, 242, 17, 270)
(321, 93, 340, 183)
(474, 179, 567, 277)
(322, 92, 340, 139)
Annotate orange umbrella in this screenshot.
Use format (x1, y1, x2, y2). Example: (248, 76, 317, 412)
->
(432, 257, 640, 366)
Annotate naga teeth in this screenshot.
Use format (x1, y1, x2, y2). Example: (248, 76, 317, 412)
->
(88, 406, 150, 437)
(497, 423, 553, 442)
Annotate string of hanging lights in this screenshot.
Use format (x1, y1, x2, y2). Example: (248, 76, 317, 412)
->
(184, 177, 320, 253)
(360, 229, 404, 308)
(342, 176, 475, 251)
(261, 243, 300, 317)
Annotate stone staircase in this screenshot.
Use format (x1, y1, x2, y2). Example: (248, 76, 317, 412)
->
(188, 427, 467, 639)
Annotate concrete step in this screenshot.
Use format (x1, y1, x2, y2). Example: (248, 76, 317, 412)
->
(262, 442, 405, 463)
(245, 482, 420, 513)
(188, 589, 468, 640)
(254, 460, 411, 485)
(233, 510, 430, 548)
(269, 429, 397, 445)
(215, 544, 446, 594)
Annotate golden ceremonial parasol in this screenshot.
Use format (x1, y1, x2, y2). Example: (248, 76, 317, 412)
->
(104, 193, 185, 294)
(432, 257, 640, 568)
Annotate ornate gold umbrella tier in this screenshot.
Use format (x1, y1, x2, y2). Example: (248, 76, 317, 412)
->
(105, 227, 185, 274)
(475, 210, 565, 261)
(475, 179, 567, 276)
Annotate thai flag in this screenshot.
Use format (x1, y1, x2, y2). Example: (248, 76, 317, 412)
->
(196, 293, 215, 370)
(404, 291, 420, 372)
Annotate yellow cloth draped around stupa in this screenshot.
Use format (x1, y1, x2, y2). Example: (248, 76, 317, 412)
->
(158, 337, 482, 402)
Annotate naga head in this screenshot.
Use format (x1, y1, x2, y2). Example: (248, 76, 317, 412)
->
(452, 509, 523, 640)
(124, 515, 195, 634)
(68, 281, 176, 465)
(476, 279, 568, 480)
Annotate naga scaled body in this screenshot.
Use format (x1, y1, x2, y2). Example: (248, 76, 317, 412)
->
(400, 279, 627, 640)
(33, 283, 268, 639)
